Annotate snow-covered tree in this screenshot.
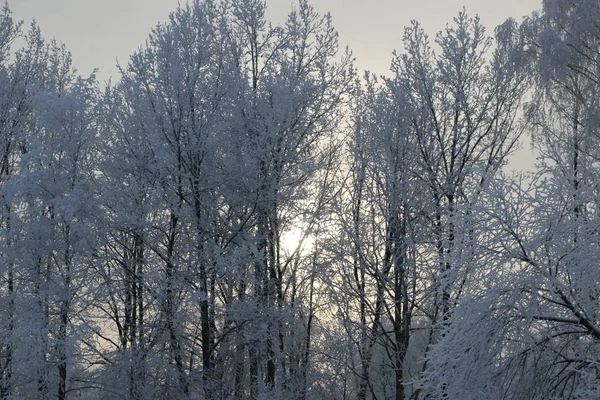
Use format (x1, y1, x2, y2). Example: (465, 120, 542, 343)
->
(0, 13, 101, 398)
(334, 10, 528, 400)
(6, 1, 600, 399)
(419, 2, 600, 398)
(96, 1, 351, 398)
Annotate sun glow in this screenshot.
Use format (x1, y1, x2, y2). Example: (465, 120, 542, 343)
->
(281, 226, 315, 257)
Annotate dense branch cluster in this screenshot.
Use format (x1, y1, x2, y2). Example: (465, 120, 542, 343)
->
(0, 1, 598, 399)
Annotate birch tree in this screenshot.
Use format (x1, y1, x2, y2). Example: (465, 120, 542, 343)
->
(419, 2, 600, 398)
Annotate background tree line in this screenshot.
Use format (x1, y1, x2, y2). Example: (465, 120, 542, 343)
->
(0, 0, 598, 399)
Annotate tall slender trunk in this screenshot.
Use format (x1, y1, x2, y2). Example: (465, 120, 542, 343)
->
(249, 346, 259, 399)
(1, 204, 13, 399)
(1, 261, 14, 400)
(393, 212, 409, 400)
(299, 269, 315, 400)
(165, 212, 188, 397)
(192, 181, 215, 399)
(35, 255, 50, 397)
(441, 194, 454, 323)
(130, 231, 145, 400)
(57, 227, 72, 400)
(265, 202, 281, 390)
(357, 295, 385, 400)
(57, 298, 69, 400)
(352, 150, 372, 400)
(234, 277, 247, 399)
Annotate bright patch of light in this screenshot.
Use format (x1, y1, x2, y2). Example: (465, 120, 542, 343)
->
(281, 226, 314, 257)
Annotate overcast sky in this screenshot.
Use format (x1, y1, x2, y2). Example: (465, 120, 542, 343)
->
(8, 0, 541, 171)
(9, 0, 542, 83)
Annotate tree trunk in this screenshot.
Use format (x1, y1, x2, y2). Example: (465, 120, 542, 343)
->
(165, 212, 188, 397)
(57, 298, 69, 400)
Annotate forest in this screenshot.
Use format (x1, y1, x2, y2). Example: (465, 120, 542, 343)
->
(0, 0, 599, 399)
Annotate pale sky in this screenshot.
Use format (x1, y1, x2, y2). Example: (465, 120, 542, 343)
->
(9, 0, 542, 83)
(8, 0, 541, 171)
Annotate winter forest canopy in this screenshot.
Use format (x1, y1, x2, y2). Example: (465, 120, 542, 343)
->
(0, 0, 599, 399)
